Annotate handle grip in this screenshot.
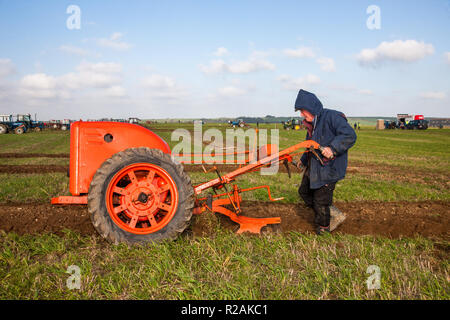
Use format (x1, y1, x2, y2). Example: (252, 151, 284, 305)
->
(318, 146, 335, 160)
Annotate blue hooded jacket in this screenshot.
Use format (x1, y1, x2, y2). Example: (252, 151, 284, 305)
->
(295, 89, 357, 189)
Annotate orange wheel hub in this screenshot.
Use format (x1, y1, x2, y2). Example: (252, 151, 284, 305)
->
(106, 163, 179, 234)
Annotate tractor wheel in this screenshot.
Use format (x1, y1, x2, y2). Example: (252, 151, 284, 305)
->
(88, 147, 194, 244)
(0, 124, 7, 134)
(14, 127, 24, 134)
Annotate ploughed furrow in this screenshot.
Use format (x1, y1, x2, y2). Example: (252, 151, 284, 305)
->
(0, 165, 68, 174)
(0, 153, 69, 158)
(0, 201, 448, 239)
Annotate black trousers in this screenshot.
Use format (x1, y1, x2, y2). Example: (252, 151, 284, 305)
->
(298, 174, 336, 227)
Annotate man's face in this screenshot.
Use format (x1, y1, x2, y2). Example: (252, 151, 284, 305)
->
(299, 109, 314, 122)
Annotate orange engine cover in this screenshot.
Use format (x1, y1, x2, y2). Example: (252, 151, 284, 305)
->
(69, 121, 171, 196)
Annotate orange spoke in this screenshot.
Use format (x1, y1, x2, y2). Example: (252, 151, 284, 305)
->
(113, 186, 126, 195)
(157, 184, 170, 194)
(147, 214, 157, 226)
(158, 202, 173, 211)
(128, 170, 138, 183)
(147, 170, 155, 184)
(113, 204, 127, 214)
(129, 215, 139, 229)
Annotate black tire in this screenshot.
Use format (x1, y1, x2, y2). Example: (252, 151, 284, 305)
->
(0, 124, 7, 134)
(14, 127, 24, 134)
(88, 147, 194, 244)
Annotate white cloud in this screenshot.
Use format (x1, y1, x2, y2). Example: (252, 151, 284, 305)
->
(357, 40, 434, 66)
(214, 47, 229, 57)
(19, 73, 60, 99)
(316, 57, 336, 72)
(445, 52, 450, 64)
(60, 62, 122, 90)
(328, 84, 373, 95)
(59, 45, 90, 56)
(76, 61, 122, 74)
(141, 74, 176, 89)
(18, 61, 123, 100)
(97, 33, 132, 51)
(419, 91, 446, 100)
(358, 89, 373, 95)
(217, 86, 247, 97)
(200, 56, 275, 74)
(0, 59, 15, 78)
(104, 85, 127, 97)
(141, 74, 187, 100)
(277, 74, 320, 91)
(283, 47, 315, 58)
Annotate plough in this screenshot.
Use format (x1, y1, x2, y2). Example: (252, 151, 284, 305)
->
(52, 121, 321, 244)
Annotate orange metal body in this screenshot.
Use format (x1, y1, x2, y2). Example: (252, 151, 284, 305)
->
(68, 121, 170, 196)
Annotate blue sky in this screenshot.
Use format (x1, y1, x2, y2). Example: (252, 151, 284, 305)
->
(0, 0, 449, 120)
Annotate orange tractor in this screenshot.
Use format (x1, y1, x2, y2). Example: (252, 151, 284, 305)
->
(52, 121, 321, 244)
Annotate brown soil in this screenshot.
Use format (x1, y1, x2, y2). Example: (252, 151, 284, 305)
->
(0, 201, 448, 240)
(0, 153, 69, 158)
(0, 165, 68, 174)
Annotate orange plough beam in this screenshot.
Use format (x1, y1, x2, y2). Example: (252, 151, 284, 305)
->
(191, 140, 320, 234)
(193, 139, 320, 195)
(51, 196, 88, 205)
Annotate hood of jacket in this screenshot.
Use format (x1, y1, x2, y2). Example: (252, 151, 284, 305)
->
(294, 89, 323, 116)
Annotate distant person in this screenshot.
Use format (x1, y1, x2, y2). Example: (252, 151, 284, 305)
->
(357, 122, 360, 130)
(294, 89, 357, 235)
(354, 123, 357, 130)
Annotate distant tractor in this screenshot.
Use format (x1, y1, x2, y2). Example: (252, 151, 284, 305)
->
(0, 115, 12, 134)
(128, 117, 140, 124)
(0, 114, 28, 134)
(398, 114, 428, 130)
(228, 119, 245, 128)
(385, 114, 428, 130)
(46, 120, 62, 130)
(16, 114, 45, 132)
(282, 118, 303, 130)
(61, 119, 71, 131)
(406, 119, 428, 130)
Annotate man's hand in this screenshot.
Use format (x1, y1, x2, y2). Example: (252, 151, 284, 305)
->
(295, 160, 305, 172)
(321, 147, 335, 159)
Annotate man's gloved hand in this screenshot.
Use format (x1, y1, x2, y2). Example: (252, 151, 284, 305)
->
(320, 146, 335, 159)
(292, 160, 305, 172)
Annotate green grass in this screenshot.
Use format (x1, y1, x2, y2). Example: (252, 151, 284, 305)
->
(0, 158, 69, 165)
(0, 230, 447, 299)
(0, 131, 70, 154)
(0, 125, 449, 300)
(0, 173, 69, 203)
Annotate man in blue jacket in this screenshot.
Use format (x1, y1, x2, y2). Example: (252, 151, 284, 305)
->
(295, 89, 357, 235)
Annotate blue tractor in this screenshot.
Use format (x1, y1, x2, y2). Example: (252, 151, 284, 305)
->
(228, 119, 246, 128)
(16, 114, 45, 132)
(0, 114, 27, 134)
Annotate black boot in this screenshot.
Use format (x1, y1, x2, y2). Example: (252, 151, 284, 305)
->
(313, 205, 331, 235)
(316, 225, 330, 235)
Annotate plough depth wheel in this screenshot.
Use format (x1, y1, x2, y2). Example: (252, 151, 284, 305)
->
(88, 147, 194, 244)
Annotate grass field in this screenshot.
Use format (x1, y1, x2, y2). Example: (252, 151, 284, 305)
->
(0, 124, 449, 299)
